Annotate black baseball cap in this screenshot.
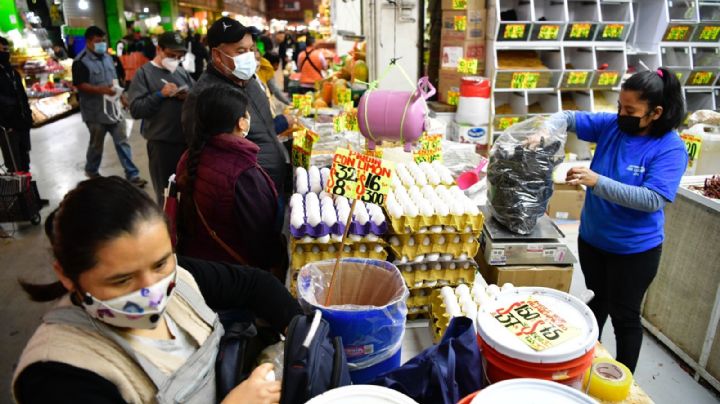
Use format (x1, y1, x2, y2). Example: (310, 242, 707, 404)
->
(158, 32, 186, 52)
(207, 17, 254, 49)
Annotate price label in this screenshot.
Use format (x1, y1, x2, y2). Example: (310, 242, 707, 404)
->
(292, 93, 303, 109)
(568, 23, 592, 39)
(365, 147, 384, 159)
(690, 71, 714, 85)
(680, 133, 703, 168)
(326, 148, 395, 205)
(454, 15, 467, 32)
(457, 58, 478, 74)
(452, 0, 467, 10)
(665, 25, 690, 41)
(413, 133, 443, 164)
(537, 25, 560, 40)
(333, 109, 359, 132)
(698, 25, 720, 41)
(503, 24, 526, 40)
(291, 128, 319, 169)
(597, 72, 619, 86)
(511, 72, 540, 89)
(447, 90, 460, 106)
(497, 117, 521, 130)
(566, 71, 589, 86)
(336, 87, 352, 105)
(493, 296, 581, 351)
(601, 24, 624, 39)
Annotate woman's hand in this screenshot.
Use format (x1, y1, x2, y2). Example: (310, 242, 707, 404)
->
(566, 166, 599, 188)
(222, 363, 281, 404)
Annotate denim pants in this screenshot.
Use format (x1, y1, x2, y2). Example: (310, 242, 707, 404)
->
(85, 121, 140, 179)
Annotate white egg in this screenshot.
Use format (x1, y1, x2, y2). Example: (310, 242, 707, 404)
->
(487, 284, 501, 297)
(427, 171, 441, 186)
(358, 244, 368, 253)
(349, 234, 362, 242)
(426, 253, 440, 261)
(422, 236, 431, 246)
(501, 283, 515, 292)
(404, 203, 419, 218)
(420, 203, 434, 217)
(296, 174, 309, 195)
(305, 191, 319, 206)
(317, 235, 330, 243)
(435, 202, 449, 216)
(290, 214, 305, 229)
(371, 211, 385, 226)
(456, 284, 471, 297)
(414, 255, 425, 262)
(307, 210, 321, 227)
(320, 167, 331, 190)
(322, 205, 337, 226)
(289, 193, 304, 209)
(441, 253, 453, 261)
(389, 203, 404, 219)
(437, 235, 446, 245)
(309, 166, 322, 193)
(335, 195, 349, 208)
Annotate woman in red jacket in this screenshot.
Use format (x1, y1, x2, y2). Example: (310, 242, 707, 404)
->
(176, 85, 286, 279)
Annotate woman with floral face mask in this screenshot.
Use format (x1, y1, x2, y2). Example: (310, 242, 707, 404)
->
(532, 68, 687, 373)
(12, 176, 301, 403)
(175, 85, 287, 280)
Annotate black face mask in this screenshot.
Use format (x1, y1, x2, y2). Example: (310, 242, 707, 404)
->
(0, 51, 10, 66)
(617, 113, 649, 135)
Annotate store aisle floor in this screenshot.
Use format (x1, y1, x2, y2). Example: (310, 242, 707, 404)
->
(1, 113, 718, 403)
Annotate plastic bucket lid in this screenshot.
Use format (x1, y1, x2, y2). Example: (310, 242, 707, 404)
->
(460, 76, 491, 98)
(470, 378, 597, 404)
(476, 287, 598, 364)
(306, 385, 419, 404)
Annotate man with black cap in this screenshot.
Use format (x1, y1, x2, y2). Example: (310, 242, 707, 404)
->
(182, 17, 291, 199)
(128, 32, 195, 204)
(72, 26, 147, 187)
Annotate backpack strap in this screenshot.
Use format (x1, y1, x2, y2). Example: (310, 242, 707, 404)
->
(300, 48, 323, 76)
(194, 200, 247, 265)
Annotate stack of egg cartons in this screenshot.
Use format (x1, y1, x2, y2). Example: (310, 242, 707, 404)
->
(384, 161, 484, 319)
(288, 166, 389, 293)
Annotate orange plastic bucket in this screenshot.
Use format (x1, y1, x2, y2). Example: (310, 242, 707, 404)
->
(476, 287, 599, 390)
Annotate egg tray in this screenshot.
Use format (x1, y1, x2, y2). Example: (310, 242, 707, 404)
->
(386, 211, 484, 234)
(387, 233, 480, 261)
(291, 233, 385, 245)
(290, 219, 388, 239)
(400, 262, 478, 291)
(289, 241, 388, 270)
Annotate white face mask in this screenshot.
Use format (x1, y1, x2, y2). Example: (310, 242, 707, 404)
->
(80, 269, 177, 329)
(219, 49, 257, 81)
(161, 57, 180, 73)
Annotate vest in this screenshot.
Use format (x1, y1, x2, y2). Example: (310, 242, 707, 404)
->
(12, 266, 221, 404)
(176, 134, 276, 264)
(75, 49, 121, 124)
(298, 47, 324, 86)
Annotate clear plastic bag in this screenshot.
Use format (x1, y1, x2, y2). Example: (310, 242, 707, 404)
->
(257, 340, 285, 382)
(487, 116, 567, 234)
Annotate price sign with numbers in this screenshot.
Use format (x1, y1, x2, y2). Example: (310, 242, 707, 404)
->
(291, 128, 319, 169)
(665, 25, 691, 41)
(503, 24, 526, 40)
(601, 24, 624, 39)
(447, 90, 460, 106)
(497, 117, 521, 131)
(597, 72, 619, 86)
(326, 148, 395, 205)
(697, 25, 720, 41)
(537, 25, 560, 40)
(568, 23, 592, 39)
(454, 15, 467, 32)
(457, 58, 478, 74)
(511, 72, 540, 89)
(680, 133, 703, 169)
(690, 71, 714, 86)
(493, 296, 581, 351)
(452, 0, 467, 10)
(292, 93, 303, 109)
(566, 71, 589, 86)
(413, 133, 443, 164)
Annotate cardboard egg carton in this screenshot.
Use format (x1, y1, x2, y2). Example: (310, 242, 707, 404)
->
(387, 212, 484, 234)
(397, 259, 478, 290)
(388, 233, 480, 261)
(289, 240, 388, 270)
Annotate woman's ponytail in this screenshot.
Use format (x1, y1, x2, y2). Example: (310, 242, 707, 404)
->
(622, 67, 686, 136)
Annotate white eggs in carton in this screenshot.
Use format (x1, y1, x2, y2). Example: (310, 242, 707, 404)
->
(308, 166, 322, 194)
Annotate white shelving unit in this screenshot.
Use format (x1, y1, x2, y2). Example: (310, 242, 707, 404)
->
(487, 0, 720, 138)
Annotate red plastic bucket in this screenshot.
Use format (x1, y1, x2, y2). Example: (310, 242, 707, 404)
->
(476, 287, 599, 390)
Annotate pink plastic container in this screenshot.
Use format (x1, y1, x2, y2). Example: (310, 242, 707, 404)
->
(357, 77, 436, 152)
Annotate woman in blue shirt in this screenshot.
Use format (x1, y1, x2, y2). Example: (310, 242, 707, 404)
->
(547, 68, 688, 372)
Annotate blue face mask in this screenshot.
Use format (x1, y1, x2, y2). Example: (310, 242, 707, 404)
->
(94, 42, 107, 54)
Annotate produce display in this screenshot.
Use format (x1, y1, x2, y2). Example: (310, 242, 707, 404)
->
(689, 175, 720, 199)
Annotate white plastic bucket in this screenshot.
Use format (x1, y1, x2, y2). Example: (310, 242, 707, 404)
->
(470, 378, 597, 404)
(306, 385, 419, 404)
(455, 77, 490, 127)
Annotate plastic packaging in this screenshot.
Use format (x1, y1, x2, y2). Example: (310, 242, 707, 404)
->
(488, 116, 567, 234)
(257, 341, 285, 382)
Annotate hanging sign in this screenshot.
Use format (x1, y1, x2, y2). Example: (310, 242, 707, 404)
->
(493, 296, 581, 351)
(326, 148, 395, 205)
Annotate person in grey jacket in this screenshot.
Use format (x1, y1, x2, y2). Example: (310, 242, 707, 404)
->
(128, 32, 195, 204)
(182, 17, 291, 198)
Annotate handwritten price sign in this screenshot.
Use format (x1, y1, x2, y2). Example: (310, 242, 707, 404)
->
(511, 72, 540, 89)
(326, 148, 395, 205)
(504, 24, 526, 40)
(497, 117, 521, 131)
(601, 24, 624, 39)
(689, 71, 714, 86)
(457, 58, 479, 74)
(665, 25, 690, 41)
(566, 71, 589, 86)
(537, 25, 560, 40)
(597, 72, 619, 86)
(447, 90, 460, 106)
(568, 23, 592, 39)
(413, 133, 443, 164)
(681, 133, 703, 169)
(698, 25, 720, 41)
(452, 0, 467, 10)
(454, 15, 467, 32)
(291, 128, 319, 169)
(493, 296, 581, 351)
(333, 110, 360, 133)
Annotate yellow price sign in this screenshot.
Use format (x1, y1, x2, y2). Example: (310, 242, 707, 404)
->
(665, 25, 690, 41)
(454, 15, 467, 32)
(457, 58, 478, 74)
(452, 0, 467, 10)
(413, 133, 443, 164)
(568, 23, 592, 39)
(566, 71, 589, 86)
(447, 90, 460, 106)
(511, 72, 540, 89)
(680, 133, 703, 167)
(698, 25, 720, 41)
(497, 117, 521, 131)
(537, 25, 560, 40)
(690, 71, 714, 85)
(597, 72, 619, 86)
(601, 24, 624, 39)
(493, 296, 581, 352)
(291, 128, 319, 169)
(326, 148, 395, 205)
(503, 24, 526, 40)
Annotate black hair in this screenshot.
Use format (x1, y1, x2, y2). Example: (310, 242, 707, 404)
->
(180, 86, 249, 235)
(306, 34, 316, 46)
(265, 51, 280, 66)
(621, 67, 685, 137)
(19, 177, 165, 302)
(0, 36, 8, 46)
(84, 26, 106, 40)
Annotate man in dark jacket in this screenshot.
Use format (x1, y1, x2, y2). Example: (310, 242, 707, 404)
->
(0, 36, 33, 172)
(128, 32, 194, 204)
(182, 18, 291, 197)
(188, 33, 209, 81)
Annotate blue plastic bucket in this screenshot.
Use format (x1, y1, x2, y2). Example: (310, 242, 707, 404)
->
(298, 258, 409, 383)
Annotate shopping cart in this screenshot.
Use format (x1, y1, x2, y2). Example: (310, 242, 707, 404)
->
(0, 126, 41, 225)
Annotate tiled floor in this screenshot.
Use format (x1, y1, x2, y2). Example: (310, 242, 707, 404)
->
(1, 113, 718, 403)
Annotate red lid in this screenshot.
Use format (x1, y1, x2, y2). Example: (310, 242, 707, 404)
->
(460, 76, 491, 98)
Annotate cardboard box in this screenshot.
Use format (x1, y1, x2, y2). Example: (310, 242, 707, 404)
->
(441, 9, 487, 41)
(440, 39, 486, 70)
(442, 0, 486, 11)
(438, 68, 463, 104)
(477, 256, 573, 292)
(547, 183, 586, 220)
